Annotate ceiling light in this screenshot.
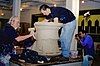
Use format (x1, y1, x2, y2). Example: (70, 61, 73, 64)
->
(53, 4, 57, 7)
(20, 8, 23, 11)
(1, 13, 4, 16)
(82, 0, 85, 3)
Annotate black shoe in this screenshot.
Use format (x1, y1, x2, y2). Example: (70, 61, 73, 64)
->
(57, 54, 69, 61)
(49, 55, 69, 62)
(59, 56, 69, 61)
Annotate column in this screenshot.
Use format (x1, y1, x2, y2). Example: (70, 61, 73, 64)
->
(12, 0, 21, 18)
(66, 0, 79, 51)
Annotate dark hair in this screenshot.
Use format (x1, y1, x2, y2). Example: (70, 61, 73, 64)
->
(79, 30, 86, 34)
(39, 4, 50, 11)
(75, 34, 79, 37)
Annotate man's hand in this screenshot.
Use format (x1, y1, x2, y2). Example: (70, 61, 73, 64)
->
(41, 19, 49, 22)
(30, 31, 36, 39)
(75, 34, 80, 42)
(75, 36, 80, 41)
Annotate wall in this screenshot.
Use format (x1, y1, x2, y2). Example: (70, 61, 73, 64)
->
(20, 6, 40, 25)
(0, 9, 12, 19)
(78, 15, 100, 26)
(0, 6, 40, 24)
(78, 9, 100, 43)
(0, 9, 11, 29)
(79, 1, 100, 10)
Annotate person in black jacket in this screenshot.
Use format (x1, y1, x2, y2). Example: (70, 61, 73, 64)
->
(39, 4, 76, 60)
(0, 16, 36, 66)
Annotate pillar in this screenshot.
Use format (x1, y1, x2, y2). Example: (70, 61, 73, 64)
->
(12, 0, 21, 18)
(66, 0, 79, 51)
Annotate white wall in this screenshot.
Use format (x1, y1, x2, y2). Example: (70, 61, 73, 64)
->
(79, 1, 100, 10)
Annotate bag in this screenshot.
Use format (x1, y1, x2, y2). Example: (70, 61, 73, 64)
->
(10, 54, 20, 61)
(20, 49, 48, 63)
(20, 49, 38, 63)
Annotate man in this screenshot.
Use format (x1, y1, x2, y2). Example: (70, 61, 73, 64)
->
(75, 34, 83, 57)
(0, 16, 35, 66)
(39, 4, 76, 60)
(75, 30, 95, 66)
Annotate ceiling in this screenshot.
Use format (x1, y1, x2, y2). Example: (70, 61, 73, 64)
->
(0, 0, 100, 10)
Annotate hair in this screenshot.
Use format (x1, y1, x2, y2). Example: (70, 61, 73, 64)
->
(8, 16, 19, 24)
(39, 4, 50, 11)
(79, 30, 86, 34)
(75, 34, 79, 37)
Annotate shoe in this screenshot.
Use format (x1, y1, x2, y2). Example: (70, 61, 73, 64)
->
(49, 55, 69, 62)
(57, 54, 69, 61)
(59, 56, 69, 61)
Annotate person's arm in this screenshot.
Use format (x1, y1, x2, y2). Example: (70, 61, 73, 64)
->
(15, 31, 35, 42)
(41, 19, 49, 22)
(80, 36, 93, 48)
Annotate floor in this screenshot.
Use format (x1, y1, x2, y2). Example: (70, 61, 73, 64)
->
(10, 48, 100, 66)
(93, 51, 100, 66)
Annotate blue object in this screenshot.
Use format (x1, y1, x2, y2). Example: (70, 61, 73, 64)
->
(59, 20, 76, 57)
(80, 34, 95, 57)
(82, 55, 93, 66)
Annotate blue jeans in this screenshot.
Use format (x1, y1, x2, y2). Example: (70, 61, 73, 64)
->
(0, 54, 11, 66)
(82, 55, 93, 66)
(59, 20, 76, 57)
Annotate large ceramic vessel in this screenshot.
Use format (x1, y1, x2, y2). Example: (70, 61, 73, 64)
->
(32, 22, 62, 56)
(33, 22, 63, 56)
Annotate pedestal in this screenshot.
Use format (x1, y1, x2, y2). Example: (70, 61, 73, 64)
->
(33, 22, 63, 56)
